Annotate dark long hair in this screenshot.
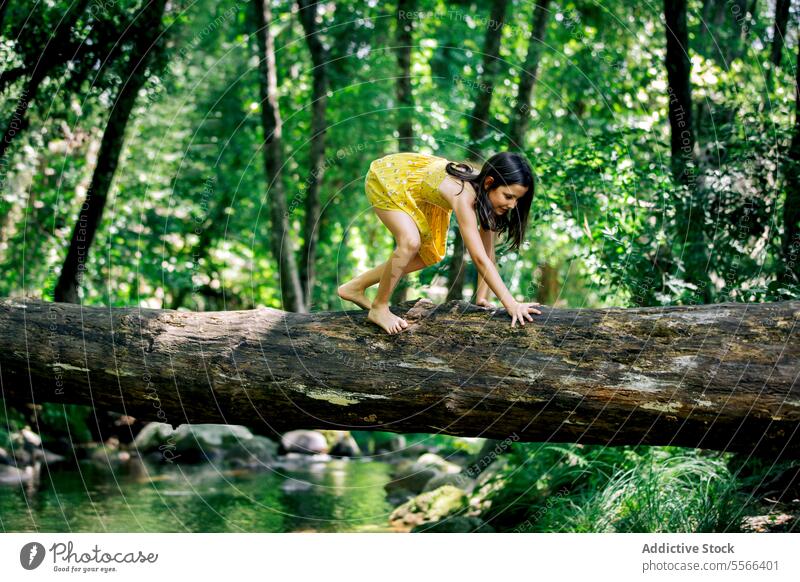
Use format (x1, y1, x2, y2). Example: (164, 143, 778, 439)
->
(444, 151, 534, 252)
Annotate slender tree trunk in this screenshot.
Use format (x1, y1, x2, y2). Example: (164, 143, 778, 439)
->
(53, 0, 167, 304)
(396, 0, 416, 151)
(252, 0, 306, 313)
(765, 0, 790, 90)
(781, 40, 800, 287)
(536, 262, 559, 305)
(3, 297, 799, 458)
(391, 0, 418, 306)
(467, 0, 508, 159)
(296, 0, 329, 309)
(448, 0, 509, 302)
(664, 0, 711, 303)
(445, 231, 467, 302)
(770, 0, 791, 69)
(508, 0, 550, 148)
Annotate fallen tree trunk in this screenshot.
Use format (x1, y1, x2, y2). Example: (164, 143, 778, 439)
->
(1, 297, 799, 458)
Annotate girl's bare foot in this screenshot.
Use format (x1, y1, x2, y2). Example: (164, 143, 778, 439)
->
(368, 304, 409, 334)
(338, 281, 372, 310)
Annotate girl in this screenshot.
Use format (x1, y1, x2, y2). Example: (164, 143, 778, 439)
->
(338, 151, 542, 334)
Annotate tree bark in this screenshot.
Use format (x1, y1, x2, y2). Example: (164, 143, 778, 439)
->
(447, 0, 510, 302)
(296, 0, 329, 310)
(252, 0, 306, 313)
(53, 0, 168, 304)
(664, 0, 712, 303)
(2, 297, 798, 458)
(508, 0, 550, 149)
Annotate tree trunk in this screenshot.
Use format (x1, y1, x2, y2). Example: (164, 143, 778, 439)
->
(467, 0, 508, 159)
(664, 0, 712, 302)
(448, 0, 509, 301)
(445, 232, 467, 302)
(392, 0, 416, 308)
(2, 297, 798, 458)
(297, 0, 329, 310)
(53, 0, 167, 304)
(252, 0, 306, 313)
(508, 0, 550, 148)
(770, 0, 791, 69)
(396, 0, 416, 151)
(536, 262, 559, 305)
(781, 39, 800, 287)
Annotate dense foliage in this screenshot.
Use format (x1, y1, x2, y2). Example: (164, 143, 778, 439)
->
(2, 0, 797, 310)
(1, 0, 798, 532)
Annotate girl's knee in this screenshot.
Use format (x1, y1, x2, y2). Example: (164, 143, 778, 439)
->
(395, 237, 421, 256)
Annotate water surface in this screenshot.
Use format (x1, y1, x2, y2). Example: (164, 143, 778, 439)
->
(0, 456, 397, 533)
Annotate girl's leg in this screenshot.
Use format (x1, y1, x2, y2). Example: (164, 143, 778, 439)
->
(366, 209, 422, 334)
(338, 253, 427, 309)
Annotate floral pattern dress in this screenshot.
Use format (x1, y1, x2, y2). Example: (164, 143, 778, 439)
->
(365, 152, 454, 266)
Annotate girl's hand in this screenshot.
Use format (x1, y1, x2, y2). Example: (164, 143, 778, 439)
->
(505, 300, 542, 327)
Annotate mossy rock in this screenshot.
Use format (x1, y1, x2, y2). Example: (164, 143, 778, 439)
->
(389, 485, 467, 528)
(422, 472, 475, 493)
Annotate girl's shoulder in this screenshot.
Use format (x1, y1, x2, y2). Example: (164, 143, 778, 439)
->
(423, 160, 476, 209)
(420, 158, 451, 191)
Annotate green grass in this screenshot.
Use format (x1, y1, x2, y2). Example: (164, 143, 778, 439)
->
(474, 443, 772, 533)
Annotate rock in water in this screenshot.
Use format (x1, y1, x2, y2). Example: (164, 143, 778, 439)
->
(280, 430, 329, 455)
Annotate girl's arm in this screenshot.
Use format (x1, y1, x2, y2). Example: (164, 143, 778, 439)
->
(452, 193, 540, 326)
(436, 176, 540, 326)
(475, 228, 495, 305)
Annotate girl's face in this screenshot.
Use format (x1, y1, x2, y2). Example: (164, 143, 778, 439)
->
(483, 176, 528, 216)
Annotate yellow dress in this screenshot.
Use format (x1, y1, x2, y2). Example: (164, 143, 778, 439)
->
(365, 152, 454, 266)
